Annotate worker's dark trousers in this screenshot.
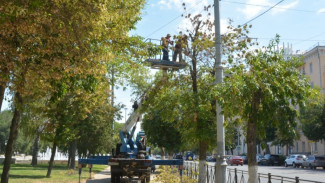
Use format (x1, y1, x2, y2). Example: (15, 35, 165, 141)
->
(162, 48, 169, 61)
(173, 48, 182, 62)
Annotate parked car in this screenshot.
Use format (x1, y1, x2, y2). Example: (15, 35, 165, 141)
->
(173, 154, 183, 159)
(260, 154, 281, 166)
(240, 155, 263, 164)
(241, 156, 248, 164)
(206, 156, 216, 162)
(256, 155, 263, 164)
(227, 156, 244, 166)
(284, 154, 306, 168)
(155, 155, 161, 159)
(301, 155, 325, 169)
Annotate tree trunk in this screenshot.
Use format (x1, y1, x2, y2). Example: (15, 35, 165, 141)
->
(247, 121, 258, 183)
(69, 140, 77, 169)
(198, 140, 207, 183)
(1, 92, 22, 183)
(46, 141, 57, 177)
(266, 145, 271, 154)
(67, 150, 71, 168)
(31, 127, 40, 166)
(161, 147, 165, 160)
(247, 90, 261, 183)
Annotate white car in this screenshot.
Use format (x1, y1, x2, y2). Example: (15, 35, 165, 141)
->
(285, 154, 306, 168)
(256, 155, 263, 163)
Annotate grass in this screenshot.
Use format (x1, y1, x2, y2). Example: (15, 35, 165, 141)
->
(0, 163, 108, 183)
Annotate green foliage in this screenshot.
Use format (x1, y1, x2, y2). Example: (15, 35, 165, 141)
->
(0, 110, 34, 155)
(300, 94, 325, 141)
(151, 147, 162, 155)
(225, 124, 238, 152)
(218, 35, 313, 141)
(142, 109, 182, 153)
(154, 166, 197, 183)
(0, 110, 12, 154)
(279, 155, 287, 165)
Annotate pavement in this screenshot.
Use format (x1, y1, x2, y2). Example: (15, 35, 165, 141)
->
(86, 166, 111, 183)
(85, 166, 159, 183)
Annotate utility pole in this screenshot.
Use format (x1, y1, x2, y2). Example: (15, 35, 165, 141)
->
(214, 0, 227, 182)
(111, 64, 115, 130)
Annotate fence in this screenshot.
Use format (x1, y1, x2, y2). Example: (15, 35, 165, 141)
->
(183, 161, 325, 183)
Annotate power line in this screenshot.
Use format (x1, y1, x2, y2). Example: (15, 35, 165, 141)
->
(292, 31, 325, 46)
(145, 5, 202, 39)
(241, 0, 284, 26)
(222, 0, 315, 13)
(145, 15, 182, 38)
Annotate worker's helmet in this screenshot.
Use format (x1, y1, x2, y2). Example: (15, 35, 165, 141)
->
(167, 34, 171, 38)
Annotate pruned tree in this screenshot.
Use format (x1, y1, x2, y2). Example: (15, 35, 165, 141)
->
(218, 36, 314, 183)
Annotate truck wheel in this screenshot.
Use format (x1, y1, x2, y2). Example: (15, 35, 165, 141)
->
(111, 166, 121, 183)
(111, 172, 120, 183)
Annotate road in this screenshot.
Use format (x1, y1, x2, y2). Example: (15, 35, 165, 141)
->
(86, 163, 325, 183)
(223, 164, 325, 183)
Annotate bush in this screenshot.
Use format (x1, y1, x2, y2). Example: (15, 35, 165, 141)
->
(154, 166, 197, 183)
(279, 155, 286, 166)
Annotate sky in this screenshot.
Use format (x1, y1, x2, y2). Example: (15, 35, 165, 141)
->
(2, 0, 325, 125)
(117, 0, 325, 122)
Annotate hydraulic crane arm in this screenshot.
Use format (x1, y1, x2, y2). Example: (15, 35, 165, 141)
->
(121, 95, 145, 133)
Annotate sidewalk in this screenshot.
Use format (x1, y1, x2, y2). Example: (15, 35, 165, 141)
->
(86, 166, 111, 183)
(86, 167, 159, 183)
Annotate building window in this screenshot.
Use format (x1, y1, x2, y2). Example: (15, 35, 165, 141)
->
(311, 82, 314, 88)
(315, 142, 318, 152)
(310, 63, 313, 73)
(302, 141, 305, 153)
(302, 67, 305, 75)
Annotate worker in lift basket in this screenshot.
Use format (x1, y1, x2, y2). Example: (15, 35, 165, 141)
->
(173, 34, 188, 62)
(161, 34, 173, 61)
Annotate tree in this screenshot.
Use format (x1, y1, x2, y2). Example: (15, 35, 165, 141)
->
(141, 4, 257, 182)
(218, 36, 313, 183)
(225, 124, 239, 155)
(0, 110, 12, 154)
(300, 94, 325, 141)
(142, 109, 182, 156)
(0, 0, 146, 181)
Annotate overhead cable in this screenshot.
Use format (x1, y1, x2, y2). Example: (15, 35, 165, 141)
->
(222, 0, 315, 13)
(241, 0, 284, 26)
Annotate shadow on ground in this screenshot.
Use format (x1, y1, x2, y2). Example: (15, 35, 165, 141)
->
(86, 178, 111, 183)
